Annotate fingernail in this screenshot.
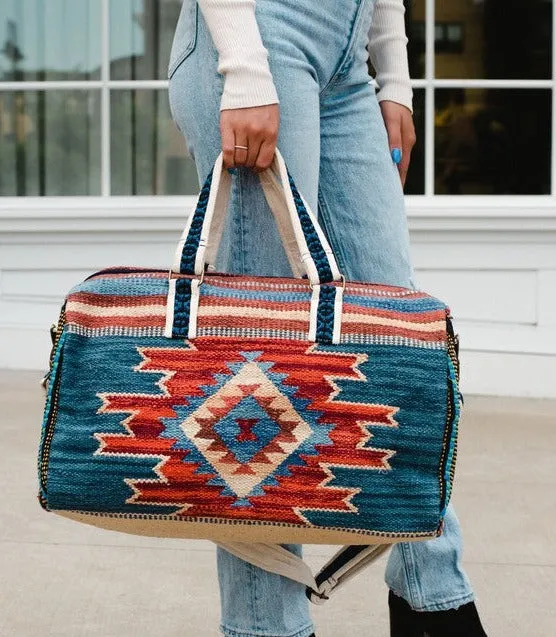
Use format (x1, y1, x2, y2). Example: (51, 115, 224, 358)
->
(391, 148, 402, 164)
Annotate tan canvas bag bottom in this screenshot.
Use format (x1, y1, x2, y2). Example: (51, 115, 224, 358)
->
(56, 510, 437, 544)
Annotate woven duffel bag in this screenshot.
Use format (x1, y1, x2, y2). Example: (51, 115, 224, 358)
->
(37, 148, 461, 601)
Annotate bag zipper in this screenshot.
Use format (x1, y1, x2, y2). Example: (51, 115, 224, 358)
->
(37, 304, 66, 510)
(84, 266, 167, 280)
(439, 313, 461, 520)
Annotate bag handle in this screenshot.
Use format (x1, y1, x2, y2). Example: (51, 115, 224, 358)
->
(165, 148, 345, 344)
(203, 159, 307, 279)
(217, 541, 391, 605)
(170, 147, 342, 286)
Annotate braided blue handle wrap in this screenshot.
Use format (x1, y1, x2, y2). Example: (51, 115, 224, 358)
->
(179, 166, 214, 276)
(286, 169, 334, 284)
(177, 159, 336, 284)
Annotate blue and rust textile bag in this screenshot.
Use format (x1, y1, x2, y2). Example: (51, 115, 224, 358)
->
(37, 148, 461, 601)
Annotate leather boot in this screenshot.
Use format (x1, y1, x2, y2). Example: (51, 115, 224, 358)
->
(388, 591, 425, 636)
(389, 590, 488, 636)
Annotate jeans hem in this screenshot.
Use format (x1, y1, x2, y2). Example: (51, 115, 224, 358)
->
(389, 588, 475, 613)
(220, 624, 314, 637)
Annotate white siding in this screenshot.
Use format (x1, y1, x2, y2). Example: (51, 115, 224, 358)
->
(1, 196, 556, 397)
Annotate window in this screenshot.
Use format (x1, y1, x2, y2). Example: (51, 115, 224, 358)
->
(401, 0, 553, 195)
(1, 0, 554, 198)
(0, 0, 196, 196)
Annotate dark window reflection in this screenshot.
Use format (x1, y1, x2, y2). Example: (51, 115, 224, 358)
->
(111, 89, 198, 195)
(405, 0, 425, 79)
(405, 89, 425, 195)
(0, 1, 100, 81)
(109, 0, 183, 80)
(435, 89, 550, 195)
(370, 1, 425, 79)
(0, 91, 101, 195)
(435, 0, 552, 80)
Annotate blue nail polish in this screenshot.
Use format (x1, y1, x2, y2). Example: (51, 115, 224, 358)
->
(391, 148, 402, 164)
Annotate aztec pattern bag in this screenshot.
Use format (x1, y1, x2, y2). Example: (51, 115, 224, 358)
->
(37, 148, 461, 601)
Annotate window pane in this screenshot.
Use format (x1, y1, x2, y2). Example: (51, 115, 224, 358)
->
(110, 89, 198, 195)
(435, 89, 550, 195)
(109, 0, 183, 80)
(405, 0, 425, 79)
(0, 91, 101, 195)
(404, 89, 425, 195)
(435, 0, 551, 79)
(0, 1, 100, 81)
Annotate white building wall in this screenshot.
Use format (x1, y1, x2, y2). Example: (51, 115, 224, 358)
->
(1, 196, 555, 398)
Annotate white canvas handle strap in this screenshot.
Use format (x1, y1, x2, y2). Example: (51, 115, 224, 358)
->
(217, 542, 391, 605)
(204, 160, 305, 278)
(218, 542, 319, 591)
(171, 148, 342, 286)
(166, 148, 346, 343)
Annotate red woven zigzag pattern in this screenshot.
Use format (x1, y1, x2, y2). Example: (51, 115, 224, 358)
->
(95, 338, 398, 525)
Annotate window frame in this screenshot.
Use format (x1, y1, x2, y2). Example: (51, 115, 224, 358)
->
(0, 0, 554, 206)
(421, 0, 556, 197)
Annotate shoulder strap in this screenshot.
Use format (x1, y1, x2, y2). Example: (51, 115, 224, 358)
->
(216, 542, 391, 604)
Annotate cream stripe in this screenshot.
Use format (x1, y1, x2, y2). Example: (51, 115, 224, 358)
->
(67, 301, 166, 317)
(198, 305, 309, 321)
(69, 300, 445, 332)
(342, 314, 445, 332)
(197, 304, 444, 332)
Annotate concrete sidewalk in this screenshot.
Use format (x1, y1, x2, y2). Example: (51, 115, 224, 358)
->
(1, 370, 555, 636)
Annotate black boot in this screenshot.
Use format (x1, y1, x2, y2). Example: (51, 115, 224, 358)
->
(389, 590, 488, 637)
(389, 591, 425, 636)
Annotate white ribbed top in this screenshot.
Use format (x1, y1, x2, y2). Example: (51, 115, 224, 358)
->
(197, 0, 413, 113)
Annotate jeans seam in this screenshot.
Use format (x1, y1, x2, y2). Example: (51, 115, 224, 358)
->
(248, 560, 262, 632)
(220, 624, 315, 637)
(316, 188, 349, 276)
(318, 0, 369, 97)
(399, 542, 424, 610)
(235, 168, 246, 274)
(409, 592, 476, 613)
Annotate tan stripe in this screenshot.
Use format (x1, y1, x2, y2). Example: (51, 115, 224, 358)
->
(198, 305, 444, 333)
(66, 312, 165, 328)
(68, 300, 444, 333)
(70, 292, 167, 307)
(67, 301, 166, 317)
(197, 305, 308, 321)
(342, 313, 446, 333)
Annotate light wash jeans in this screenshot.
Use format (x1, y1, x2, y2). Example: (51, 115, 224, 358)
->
(168, 0, 475, 634)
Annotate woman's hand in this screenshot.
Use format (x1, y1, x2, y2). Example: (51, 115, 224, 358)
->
(379, 100, 416, 188)
(220, 104, 280, 172)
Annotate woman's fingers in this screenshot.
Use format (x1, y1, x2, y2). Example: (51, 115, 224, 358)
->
(233, 136, 249, 167)
(253, 138, 277, 173)
(400, 112, 416, 188)
(379, 100, 416, 189)
(220, 120, 236, 170)
(220, 104, 280, 171)
(245, 136, 264, 169)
